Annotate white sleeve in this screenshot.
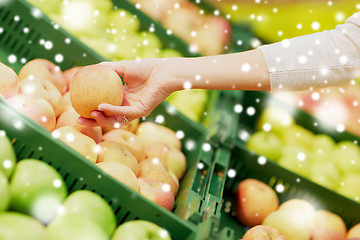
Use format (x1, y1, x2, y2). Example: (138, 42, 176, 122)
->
(259, 12, 360, 91)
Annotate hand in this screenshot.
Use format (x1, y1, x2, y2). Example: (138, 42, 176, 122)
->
(78, 58, 178, 129)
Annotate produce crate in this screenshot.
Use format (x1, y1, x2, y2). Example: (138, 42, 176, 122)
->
(204, 90, 360, 239)
(0, 0, 223, 238)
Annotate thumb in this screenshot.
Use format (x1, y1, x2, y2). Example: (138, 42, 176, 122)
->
(98, 61, 131, 76)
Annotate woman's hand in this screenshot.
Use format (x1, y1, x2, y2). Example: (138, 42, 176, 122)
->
(78, 58, 179, 129)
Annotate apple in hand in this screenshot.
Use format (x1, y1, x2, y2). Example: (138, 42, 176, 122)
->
(53, 126, 97, 163)
(7, 94, 56, 131)
(348, 223, 360, 238)
(235, 178, 279, 227)
(246, 131, 282, 161)
(0, 212, 47, 240)
(96, 141, 139, 176)
(70, 65, 124, 119)
(310, 228, 346, 240)
(96, 161, 139, 192)
(137, 122, 181, 150)
(59, 190, 116, 237)
(0, 62, 19, 98)
(19, 76, 62, 116)
(47, 214, 108, 240)
(102, 129, 145, 162)
(311, 210, 347, 236)
(145, 143, 186, 180)
(242, 225, 286, 240)
(10, 159, 67, 224)
(111, 220, 171, 240)
(138, 178, 175, 211)
(18, 59, 67, 94)
(0, 172, 9, 212)
(56, 108, 102, 143)
(0, 132, 16, 178)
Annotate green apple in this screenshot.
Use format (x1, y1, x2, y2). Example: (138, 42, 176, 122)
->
(47, 214, 108, 240)
(333, 141, 360, 174)
(278, 125, 314, 150)
(112, 32, 141, 60)
(0, 171, 9, 212)
(138, 31, 162, 51)
(0, 131, 16, 178)
(160, 49, 182, 58)
(10, 159, 67, 224)
(308, 161, 341, 190)
(111, 220, 172, 240)
(278, 144, 311, 177)
(0, 212, 47, 240)
(246, 131, 282, 161)
(27, 0, 62, 14)
(59, 190, 116, 237)
(256, 107, 294, 134)
(337, 173, 360, 202)
(310, 134, 336, 163)
(109, 9, 140, 33)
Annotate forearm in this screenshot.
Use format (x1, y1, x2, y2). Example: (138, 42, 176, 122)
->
(165, 49, 270, 92)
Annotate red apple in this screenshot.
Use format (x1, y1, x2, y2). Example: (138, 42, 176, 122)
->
(235, 179, 279, 227)
(19, 76, 62, 116)
(145, 143, 186, 180)
(138, 178, 175, 211)
(0, 62, 19, 98)
(96, 141, 139, 176)
(18, 59, 67, 94)
(70, 65, 124, 118)
(6, 94, 56, 131)
(310, 228, 346, 240)
(136, 122, 181, 150)
(138, 158, 179, 196)
(242, 225, 286, 240)
(102, 129, 145, 163)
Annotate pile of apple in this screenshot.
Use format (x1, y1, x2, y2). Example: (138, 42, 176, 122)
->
(27, 0, 182, 60)
(128, 0, 232, 56)
(246, 107, 360, 203)
(0, 132, 172, 240)
(235, 178, 360, 240)
(0, 59, 186, 212)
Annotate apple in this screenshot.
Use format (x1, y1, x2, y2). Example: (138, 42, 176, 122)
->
(0, 132, 16, 179)
(96, 161, 139, 192)
(278, 125, 314, 150)
(145, 143, 186, 180)
(311, 210, 346, 237)
(348, 223, 360, 238)
(312, 134, 336, 154)
(19, 76, 62, 116)
(27, 0, 62, 14)
(278, 144, 311, 177)
(10, 159, 67, 224)
(138, 178, 175, 211)
(56, 108, 102, 143)
(160, 49, 182, 58)
(96, 141, 139, 176)
(102, 129, 145, 163)
(310, 228, 346, 240)
(18, 59, 67, 94)
(58, 92, 72, 116)
(70, 65, 124, 118)
(136, 122, 181, 150)
(308, 162, 341, 190)
(262, 209, 310, 240)
(46, 214, 108, 240)
(246, 131, 282, 161)
(333, 141, 360, 174)
(137, 31, 162, 56)
(121, 118, 140, 133)
(256, 107, 294, 134)
(278, 199, 315, 223)
(235, 178, 279, 227)
(58, 190, 116, 237)
(242, 225, 286, 240)
(63, 66, 82, 91)
(0, 212, 47, 240)
(111, 32, 141, 61)
(52, 126, 97, 163)
(337, 173, 360, 202)
(109, 9, 140, 33)
(138, 158, 179, 196)
(0, 62, 19, 98)
(0, 172, 9, 212)
(6, 94, 56, 131)
(111, 220, 171, 240)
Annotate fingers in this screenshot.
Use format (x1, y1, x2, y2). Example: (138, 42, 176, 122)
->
(77, 117, 100, 127)
(98, 61, 130, 76)
(78, 111, 134, 130)
(98, 103, 143, 119)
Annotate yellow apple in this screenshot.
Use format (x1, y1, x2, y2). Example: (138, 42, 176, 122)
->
(242, 225, 286, 240)
(70, 65, 124, 118)
(311, 210, 347, 237)
(310, 228, 346, 240)
(348, 223, 360, 238)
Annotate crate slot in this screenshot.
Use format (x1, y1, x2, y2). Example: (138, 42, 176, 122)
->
(119, 211, 131, 223)
(0, 10, 10, 21)
(67, 179, 78, 192)
(80, 184, 87, 190)
(114, 206, 122, 215)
